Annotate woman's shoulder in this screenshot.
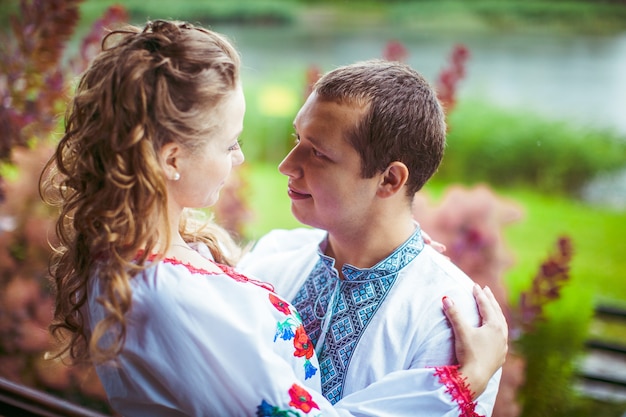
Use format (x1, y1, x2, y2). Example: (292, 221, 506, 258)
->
(131, 256, 277, 315)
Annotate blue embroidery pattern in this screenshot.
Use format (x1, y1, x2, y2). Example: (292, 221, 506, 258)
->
(291, 228, 424, 404)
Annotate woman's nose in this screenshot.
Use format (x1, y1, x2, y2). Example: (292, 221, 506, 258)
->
(233, 148, 245, 166)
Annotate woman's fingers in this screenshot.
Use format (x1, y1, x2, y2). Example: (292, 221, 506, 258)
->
(421, 230, 447, 254)
(442, 295, 465, 339)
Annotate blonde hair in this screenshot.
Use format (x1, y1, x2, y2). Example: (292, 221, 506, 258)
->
(40, 20, 242, 364)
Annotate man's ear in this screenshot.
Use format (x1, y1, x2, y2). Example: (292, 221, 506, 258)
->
(159, 142, 181, 180)
(377, 161, 409, 198)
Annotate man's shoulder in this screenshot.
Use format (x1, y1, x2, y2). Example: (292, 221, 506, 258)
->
(412, 245, 475, 284)
(237, 228, 324, 298)
(396, 245, 479, 314)
(246, 228, 325, 257)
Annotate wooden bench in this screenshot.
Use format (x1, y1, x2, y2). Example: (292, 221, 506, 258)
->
(577, 304, 626, 402)
(0, 376, 110, 417)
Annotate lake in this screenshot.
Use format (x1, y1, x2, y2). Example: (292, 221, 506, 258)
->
(214, 24, 626, 137)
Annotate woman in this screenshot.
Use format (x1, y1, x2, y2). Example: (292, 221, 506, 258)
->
(41, 20, 506, 416)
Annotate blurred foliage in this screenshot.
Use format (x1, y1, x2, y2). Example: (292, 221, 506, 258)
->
(512, 237, 591, 417)
(0, 0, 126, 413)
(1, 0, 625, 415)
(438, 100, 626, 196)
(70, 0, 626, 36)
(389, 0, 626, 34)
(0, 0, 80, 170)
(277, 0, 626, 35)
(78, 0, 300, 27)
(516, 311, 592, 417)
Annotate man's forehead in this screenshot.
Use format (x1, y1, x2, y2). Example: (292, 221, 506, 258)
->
(295, 94, 367, 128)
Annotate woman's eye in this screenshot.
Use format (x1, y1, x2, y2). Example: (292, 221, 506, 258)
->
(228, 141, 241, 151)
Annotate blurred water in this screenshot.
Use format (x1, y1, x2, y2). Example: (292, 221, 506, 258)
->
(215, 25, 626, 136)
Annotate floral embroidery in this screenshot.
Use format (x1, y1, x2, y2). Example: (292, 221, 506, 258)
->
(303, 360, 317, 379)
(270, 293, 292, 315)
(256, 400, 284, 416)
(272, 299, 318, 380)
(273, 321, 318, 380)
(433, 365, 484, 417)
(293, 326, 314, 359)
(257, 400, 295, 416)
(274, 318, 297, 342)
(257, 385, 321, 416)
(288, 384, 320, 413)
(292, 326, 317, 379)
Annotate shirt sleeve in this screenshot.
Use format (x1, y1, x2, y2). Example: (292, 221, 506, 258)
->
(334, 366, 501, 417)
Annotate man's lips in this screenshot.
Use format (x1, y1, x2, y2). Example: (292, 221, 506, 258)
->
(287, 186, 311, 200)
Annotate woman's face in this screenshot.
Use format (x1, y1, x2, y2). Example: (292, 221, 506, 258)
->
(168, 85, 246, 210)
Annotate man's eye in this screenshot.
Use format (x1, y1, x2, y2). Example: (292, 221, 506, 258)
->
(313, 149, 324, 158)
(291, 133, 300, 144)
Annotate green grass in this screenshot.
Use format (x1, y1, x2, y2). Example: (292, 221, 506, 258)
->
(240, 163, 626, 309)
(496, 186, 626, 305)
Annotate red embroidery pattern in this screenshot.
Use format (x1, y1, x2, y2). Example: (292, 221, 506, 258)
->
(433, 365, 484, 417)
(145, 253, 276, 292)
(216, 263, 275, 292)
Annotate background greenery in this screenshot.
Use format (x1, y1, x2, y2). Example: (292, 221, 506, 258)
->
(78, 0, 626, 360)
(2, 0, 625, 415)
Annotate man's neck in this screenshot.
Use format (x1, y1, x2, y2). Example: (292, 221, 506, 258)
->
(324, 215, 417, 276)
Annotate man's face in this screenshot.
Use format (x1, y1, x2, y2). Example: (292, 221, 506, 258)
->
(279, 92, 380, 234)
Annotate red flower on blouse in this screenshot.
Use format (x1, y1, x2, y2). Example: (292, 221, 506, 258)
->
(293, 326, 314, 359)
(269, 293, 291, 315)
(288, 384, 319, 413)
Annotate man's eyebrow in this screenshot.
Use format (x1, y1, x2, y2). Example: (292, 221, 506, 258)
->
(303, 134, 328, 150)
(293, 122, 334, 153)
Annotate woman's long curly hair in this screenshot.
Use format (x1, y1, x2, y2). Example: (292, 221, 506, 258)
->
(39, 20, 242, 364)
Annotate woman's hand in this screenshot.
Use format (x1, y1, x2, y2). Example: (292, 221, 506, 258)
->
(442, 284, 508, 399)
(421, 230, 447, 255)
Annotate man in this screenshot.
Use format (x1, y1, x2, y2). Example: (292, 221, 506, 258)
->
(239, 59, 502, 415)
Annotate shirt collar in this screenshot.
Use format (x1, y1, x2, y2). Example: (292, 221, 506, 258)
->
(316, 224, 425, 282)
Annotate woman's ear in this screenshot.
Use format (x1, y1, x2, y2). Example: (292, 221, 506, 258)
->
(159, 142, 181, 181)
(377, 161, 409, 198)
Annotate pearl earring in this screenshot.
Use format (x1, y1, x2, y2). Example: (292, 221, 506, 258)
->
(172, 172, 181, 181)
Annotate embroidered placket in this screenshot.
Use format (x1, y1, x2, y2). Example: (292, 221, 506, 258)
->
(291, 225, 425, 404)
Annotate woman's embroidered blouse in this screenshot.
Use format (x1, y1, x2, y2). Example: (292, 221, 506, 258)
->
(87, 243, 483, 416)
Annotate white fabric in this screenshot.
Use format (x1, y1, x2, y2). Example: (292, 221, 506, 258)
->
(86, 241, 496, 416)
(87, 249, 339, 417)
(238, 228, 502, 416)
